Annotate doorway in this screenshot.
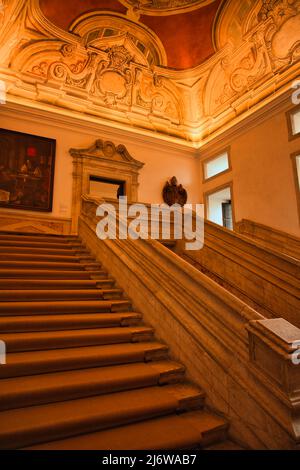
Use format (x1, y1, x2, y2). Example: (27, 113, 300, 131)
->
(205, 185, 234, 230)
(89, 176, 125, 200)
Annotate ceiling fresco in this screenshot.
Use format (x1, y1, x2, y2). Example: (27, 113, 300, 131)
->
(39, 0, 221, 69)
(1, 0, 300, 145)
(118, 0, 217, 15)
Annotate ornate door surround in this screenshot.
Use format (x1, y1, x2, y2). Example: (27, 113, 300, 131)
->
(69, 139, 144, 233)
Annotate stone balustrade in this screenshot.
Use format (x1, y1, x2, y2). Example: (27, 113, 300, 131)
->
(176, 219, 300, 327)
(79, 195, 300, 449)
(236, 219, 300, 260)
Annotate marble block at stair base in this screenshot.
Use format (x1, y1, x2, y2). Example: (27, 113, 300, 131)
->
(247, 318, 300, 440)
(247, 318, 300, 385)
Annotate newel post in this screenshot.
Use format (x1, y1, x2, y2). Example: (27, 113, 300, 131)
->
(247, 318, 300, 447)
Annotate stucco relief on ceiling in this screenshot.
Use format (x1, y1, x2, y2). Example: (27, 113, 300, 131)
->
(1, 0, 300, 143)
(119, 0, 216, 15)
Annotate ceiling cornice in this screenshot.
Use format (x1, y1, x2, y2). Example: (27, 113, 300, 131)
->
(0, 97, 198, 157)
(196, 89, 294, 158)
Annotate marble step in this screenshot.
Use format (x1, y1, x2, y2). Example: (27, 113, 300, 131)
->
(25, 410, 227, 450)
(0, 384, 204, 449)
(0, 361, 185, 411)
(0, 342, 169, 379)
(2, 326, 154, 352)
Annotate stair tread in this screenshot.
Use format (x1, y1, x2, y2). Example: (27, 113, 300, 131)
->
(0, 253, 91, 261)
(0, 233, 81, 244)
(0, 269, 107, 279)
(0, 232, 78, 241)
(24, 410, 226, 450)
(0, 342, 169, 378)
(0, 384, 203, 449)
(0, 231, 228, 451)
(0, 260, 100, 269)
(0, 312, 142, 332)
(0, 299, 128, 307)
(0, 361, 186, 410)
(2, 341, 167, 364)
(0, 279, 114, 289)
(2, 326, 154, 352)
(204, 440, 245, 450)
(0, 241, 83, 249)
(0, 246, 88, 255)
(0, 288, 123, 301)
(0, 288, 120, 294)
(0, 299, 131, 315)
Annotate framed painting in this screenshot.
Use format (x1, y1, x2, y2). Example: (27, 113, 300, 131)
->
(0, 129, 56, 212)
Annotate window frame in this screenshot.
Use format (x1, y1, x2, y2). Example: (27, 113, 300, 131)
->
(286, 105, 300, 141)
(204, 181, 236, 229)
(291, 151, 300, 225)
(201, 147, 232, 183)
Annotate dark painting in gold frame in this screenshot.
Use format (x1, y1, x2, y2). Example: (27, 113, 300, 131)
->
(0, 129, 56, 212)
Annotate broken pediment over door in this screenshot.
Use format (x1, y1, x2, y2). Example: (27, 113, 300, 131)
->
(69, 139, 144, 233)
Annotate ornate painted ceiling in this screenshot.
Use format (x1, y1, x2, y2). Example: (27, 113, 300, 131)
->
(118, 0, 216, 15)
(39, 0, 221, 69)
(1, 0, 300, 145)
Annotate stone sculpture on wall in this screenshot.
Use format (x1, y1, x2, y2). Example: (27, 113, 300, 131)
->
(163, 177, 188, 207)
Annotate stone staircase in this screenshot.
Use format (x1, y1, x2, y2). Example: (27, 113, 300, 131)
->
(160, 224, 300, 327)
(0, 231, 229, 450)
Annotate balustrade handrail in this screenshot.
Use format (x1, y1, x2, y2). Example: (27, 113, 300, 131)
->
(79, 194, 300, 446)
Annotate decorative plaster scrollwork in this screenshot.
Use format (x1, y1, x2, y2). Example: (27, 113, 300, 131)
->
(258, 0, 300, 68)
(0, 0, 6, 29)
(207, 37, 269, 112)
(60, 43, 76, 58)
(31, 61, 48, 78)
(119, 0, 216, 15)
(91, 45, 133, 107)
(1, 1, 300, 143)
(17, 33, 181, 122)
(135, 69, 180, 121)
(203, 0, 300, 123)
(230, 48, 268, 94)
(258, 0, 298, 23)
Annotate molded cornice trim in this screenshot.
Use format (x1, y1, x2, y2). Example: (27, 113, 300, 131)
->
(0, 97, 198, 158)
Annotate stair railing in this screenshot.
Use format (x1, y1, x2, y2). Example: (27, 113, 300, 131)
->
(78, 194, 300, 450)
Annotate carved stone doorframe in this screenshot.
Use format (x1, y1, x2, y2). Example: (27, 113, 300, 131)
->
(69, 139, 144, 233)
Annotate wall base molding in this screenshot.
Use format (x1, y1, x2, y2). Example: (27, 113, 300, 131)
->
(0, 209, 72, 235)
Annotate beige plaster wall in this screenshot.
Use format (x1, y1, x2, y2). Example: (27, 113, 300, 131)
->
(0, 106, 200, 220)
(2, 98, 300, 238)
(199, 102, 300, 237)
